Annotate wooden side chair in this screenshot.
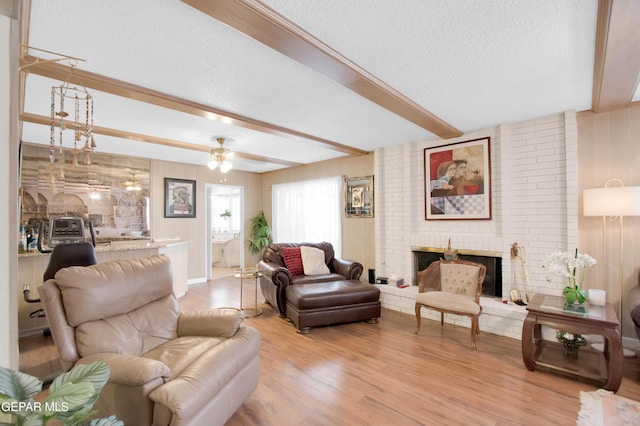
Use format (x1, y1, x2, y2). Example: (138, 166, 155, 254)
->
(414, 259, 487, 350)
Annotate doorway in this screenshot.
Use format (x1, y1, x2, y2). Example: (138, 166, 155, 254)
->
(205, 184, 244, 280)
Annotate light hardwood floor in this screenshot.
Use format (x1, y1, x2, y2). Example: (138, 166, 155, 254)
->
(20, 277, 640, 425)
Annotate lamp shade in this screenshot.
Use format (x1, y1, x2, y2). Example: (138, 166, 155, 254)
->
(583, 186, 640, 217)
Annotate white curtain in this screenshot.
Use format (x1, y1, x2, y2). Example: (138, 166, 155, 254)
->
(272, 176, 342, 257)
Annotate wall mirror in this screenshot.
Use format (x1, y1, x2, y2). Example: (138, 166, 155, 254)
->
(344, 175, 374, 218)
(19, 143, 151, 242)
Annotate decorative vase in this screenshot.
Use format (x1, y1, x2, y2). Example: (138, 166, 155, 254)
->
(576, 288, 587, 304)
(563, 344, 579, 359)
(563, 285, 587, 305)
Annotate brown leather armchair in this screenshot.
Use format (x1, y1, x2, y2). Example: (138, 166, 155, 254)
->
(40, 254, 260, 426)
(257, 242, 363, 316)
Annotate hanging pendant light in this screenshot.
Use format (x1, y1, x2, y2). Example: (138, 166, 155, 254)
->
(125, 173, 142, 191)
(207, 137, 234, 173)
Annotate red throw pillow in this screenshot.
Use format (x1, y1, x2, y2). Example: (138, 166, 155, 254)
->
(281, 247, 304, 276)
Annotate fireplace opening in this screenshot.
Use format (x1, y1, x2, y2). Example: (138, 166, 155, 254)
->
(412, 247, 502, 298)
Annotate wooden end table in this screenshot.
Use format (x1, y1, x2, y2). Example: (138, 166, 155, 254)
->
(521, 294, 623, 392)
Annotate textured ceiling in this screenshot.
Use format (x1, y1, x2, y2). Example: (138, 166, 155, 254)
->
(19, 0, 636, 173)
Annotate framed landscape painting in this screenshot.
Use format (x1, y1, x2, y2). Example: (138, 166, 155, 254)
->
(165, 178, 196, 218)
(424, 137, 491, 220)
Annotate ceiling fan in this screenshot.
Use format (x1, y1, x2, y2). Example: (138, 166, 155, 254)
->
(207, 137, 234, 173)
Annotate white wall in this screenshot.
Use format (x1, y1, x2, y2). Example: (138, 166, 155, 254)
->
(1, 3, 19, 370)
(375, 112, 579, 303)
(578, 105, 640, 338)
(151, 160, 262, 282)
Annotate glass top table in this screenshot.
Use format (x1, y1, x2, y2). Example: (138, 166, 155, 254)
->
(536, 295, 611, 321)
(233, 267, 263, 318)
(521, 294, 622, 391)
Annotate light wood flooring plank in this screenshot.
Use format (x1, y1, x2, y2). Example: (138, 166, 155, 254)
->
(19, 276, 640, 425)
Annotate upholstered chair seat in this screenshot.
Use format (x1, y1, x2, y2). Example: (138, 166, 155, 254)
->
(414, 259, 487, 350)
(415, 291, 481, 315)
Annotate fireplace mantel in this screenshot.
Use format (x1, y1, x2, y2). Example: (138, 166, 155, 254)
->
(411, 246, 502, 258)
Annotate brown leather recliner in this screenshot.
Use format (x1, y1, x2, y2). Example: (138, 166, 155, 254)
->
(40, 254, 260, 426)
(257, 242, 363, 316)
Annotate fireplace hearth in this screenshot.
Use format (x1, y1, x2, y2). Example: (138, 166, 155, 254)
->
(412, 247, 502, 298)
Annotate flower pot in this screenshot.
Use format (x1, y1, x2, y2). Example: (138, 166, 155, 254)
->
(563, 286, 587, 305)
(564, 287, 577, 304)
(563, 345, 579, 359)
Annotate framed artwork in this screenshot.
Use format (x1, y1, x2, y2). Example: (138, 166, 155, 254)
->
(345, 175, 374, 218)
(424, 137, 491, 220)
(164, 178, 196, 218)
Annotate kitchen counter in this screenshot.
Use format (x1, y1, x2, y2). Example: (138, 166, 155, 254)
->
(18, 239, 189, 337)
(18, 238, 187, 257)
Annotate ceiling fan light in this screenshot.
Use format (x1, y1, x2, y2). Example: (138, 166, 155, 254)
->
(208, 160, 218, 170)
(220, 161, 232, 173)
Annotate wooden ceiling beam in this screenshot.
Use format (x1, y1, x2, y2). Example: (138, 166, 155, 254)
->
(182, 0, 463, 140)
(20, 112, 303, 168)
(19, 55, 367, 157)
(592, 0, 640, 112)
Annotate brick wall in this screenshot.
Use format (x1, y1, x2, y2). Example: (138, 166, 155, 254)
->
(374, 111, 578, 338)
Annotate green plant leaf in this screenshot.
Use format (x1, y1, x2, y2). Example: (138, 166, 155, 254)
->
(247, 210, 273, 254)
(57, 406, 98, 425)
(0, 366, 42, 401)
(54, 394, 98, 421)
(44, 382, 95, 415)
(88, 414, 124, 426)
(22, 412, 44, 426)
(50, 362, 110, 395)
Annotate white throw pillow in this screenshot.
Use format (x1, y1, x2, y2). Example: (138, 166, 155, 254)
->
(300, 246, 331, 275)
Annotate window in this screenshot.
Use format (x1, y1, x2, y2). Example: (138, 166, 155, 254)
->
(211, 189, 241, 235)
(272, 176, 342, 257)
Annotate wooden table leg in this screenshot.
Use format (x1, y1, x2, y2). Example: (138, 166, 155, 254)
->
(521, 314, 537, 371)
(602, 328, 623, 392)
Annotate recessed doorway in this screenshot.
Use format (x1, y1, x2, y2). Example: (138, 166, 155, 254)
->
(205, 184, 244, 280)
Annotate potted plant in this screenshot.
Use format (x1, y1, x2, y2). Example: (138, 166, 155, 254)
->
(0, 361, 122, 425)
(247, 210, 272, 255)
(542, 250, 597, 305)
(556, 330, 587, 358)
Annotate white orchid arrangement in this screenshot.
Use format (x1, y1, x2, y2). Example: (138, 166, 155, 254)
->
(542, 251, 597, 288)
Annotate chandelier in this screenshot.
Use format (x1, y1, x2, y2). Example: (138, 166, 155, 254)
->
(207, 137, 233, 173)
(125, 174, 142, 191)
(50, 64, 96, 166)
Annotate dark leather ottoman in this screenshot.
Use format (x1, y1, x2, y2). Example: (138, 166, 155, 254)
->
(285, 280, 381, 333)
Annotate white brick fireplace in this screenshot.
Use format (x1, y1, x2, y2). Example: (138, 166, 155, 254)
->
(373, 111, 579, 340)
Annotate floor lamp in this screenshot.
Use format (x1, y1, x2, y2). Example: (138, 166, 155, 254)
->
(583, 179, 640, 357)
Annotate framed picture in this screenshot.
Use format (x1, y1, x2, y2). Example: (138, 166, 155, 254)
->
(424, 137, 491, 220)
(164, 178, 196, 218)
(345, 175, 374, 217)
